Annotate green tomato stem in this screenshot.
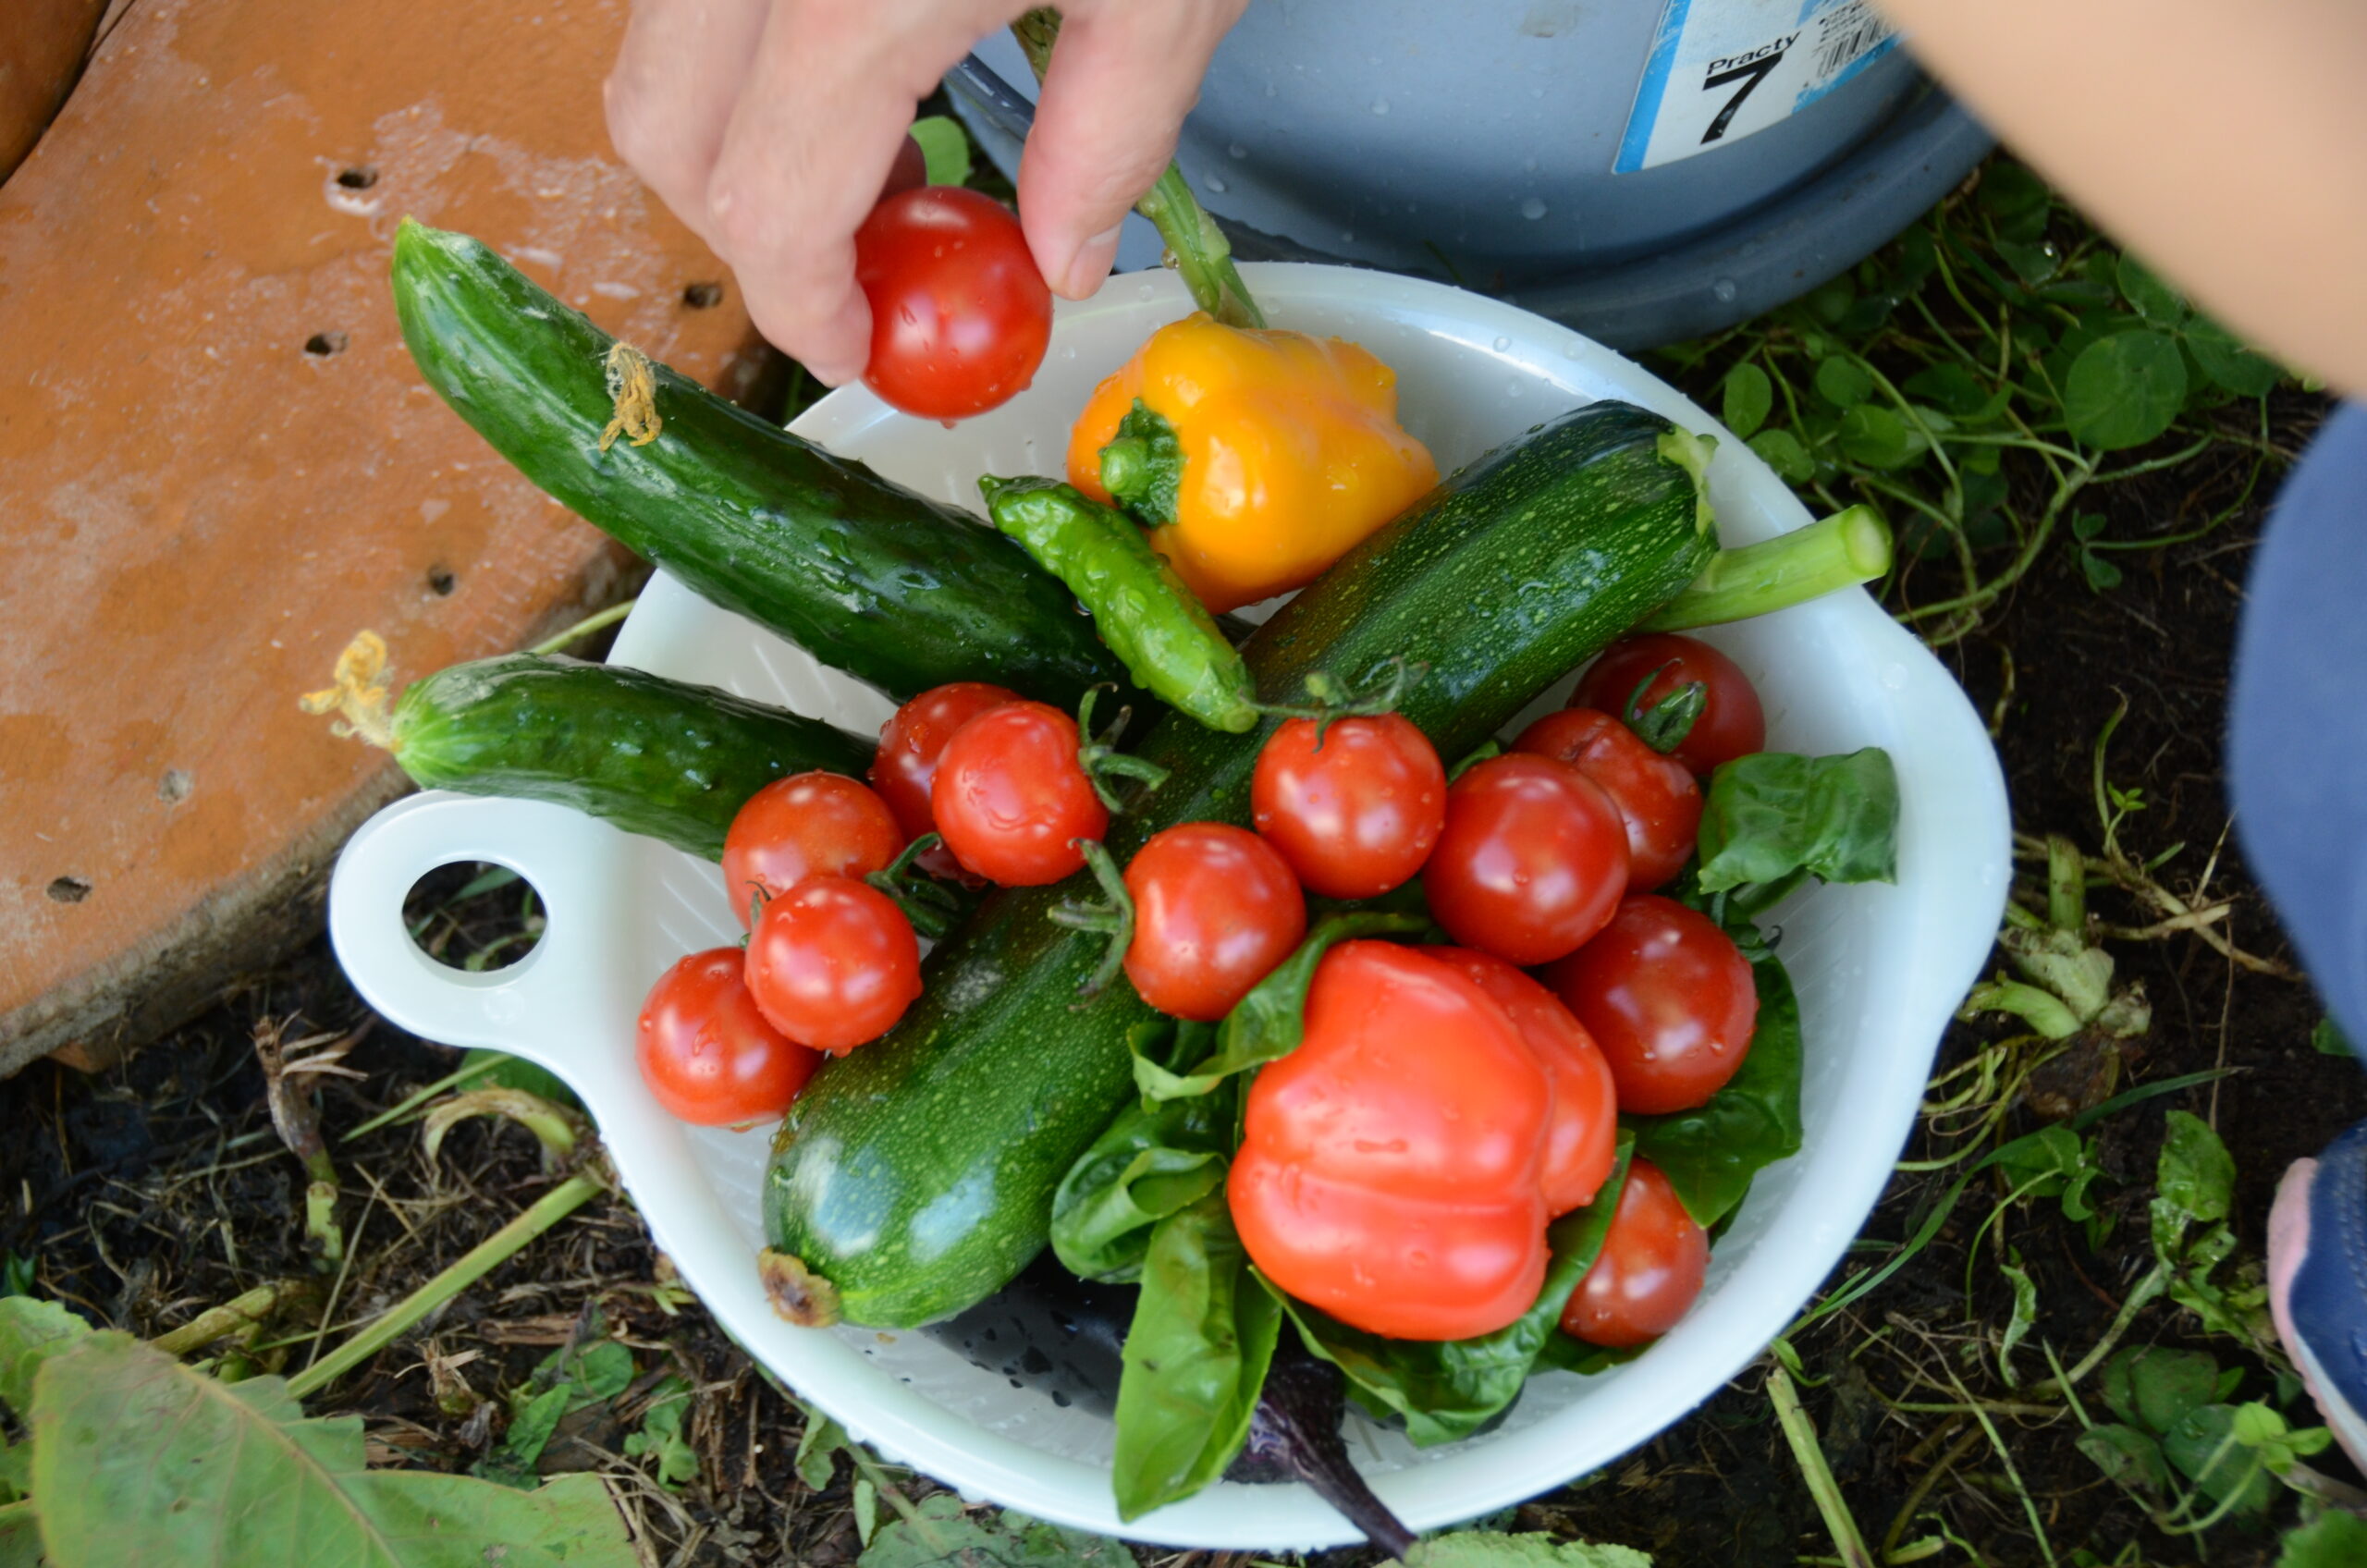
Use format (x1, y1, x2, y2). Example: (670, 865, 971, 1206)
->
(1639, 504, 1894, 632)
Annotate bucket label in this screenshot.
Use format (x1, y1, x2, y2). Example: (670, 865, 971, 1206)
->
(1615, 0, 1901, 174)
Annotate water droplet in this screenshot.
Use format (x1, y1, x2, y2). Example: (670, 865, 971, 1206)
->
(1059, 346, 1077, 360)
(1492, 335, 1512, 352)
(1711, 277, 1739, 302)
(1138, 281, 1156, 300)
(1520, 196, 1548, 221)
(1206, 174, 1228, 193)
(1340, 229, 1355, 243)
(1370, 97, 1391, 116)
(1229, 142, 1248, 159)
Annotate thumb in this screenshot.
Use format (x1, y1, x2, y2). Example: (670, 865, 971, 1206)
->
(1015, 1, 1246, 300)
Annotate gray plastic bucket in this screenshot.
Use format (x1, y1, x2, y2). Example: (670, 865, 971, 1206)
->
(950, 0, 1992, 349)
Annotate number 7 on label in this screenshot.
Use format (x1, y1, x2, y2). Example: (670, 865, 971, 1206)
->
(1699, 50, 1784, 145)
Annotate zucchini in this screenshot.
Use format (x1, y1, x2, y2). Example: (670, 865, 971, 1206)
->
(763, 401, 1718, 1329)
(392, 654, 872, 860)
(390, 220, 1134, 706)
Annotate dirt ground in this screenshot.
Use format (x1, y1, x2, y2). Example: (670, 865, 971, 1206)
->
(5, 292, 2359, 1567)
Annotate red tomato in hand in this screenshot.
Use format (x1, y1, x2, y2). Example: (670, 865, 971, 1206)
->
(931, 702, 1108, 886)
(854, 186, 1052, 421)
(1230, 941, 1551, 1341)
(1572, 633, 1765, 777)
(1559, 1158, 1709, 1349)
(1122, 822, 1307, 1021)
(1432, 948, 1619, 1216)
(722, 773, 904, 929)
(637, 948, 823, 1125)
(1544, 894, 1758, 1114)
(1423, 754, 1628, 965)
(743, 876, 923, 1053)
(1250, 714, 1446, 899)
(871, 682, 1021, 878)
(1512, 708, 1701, 892)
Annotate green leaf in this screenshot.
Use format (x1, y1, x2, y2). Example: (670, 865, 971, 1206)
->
(1282, 1140, 1635, 1448)
(859, 1493, 1126, 1568)
(1101, 401, 1184, 527)
(480, 1329, 636, 1486)
(1132, 911, 1431, 1102)
(1836, 405, 1927, 470)
(853, 1477, 880, 1547)
(0, 1499, 37, 1568)
(2080, 550, 2125, 593)
(2157, 1110, 2235, 1227)
(1813, 357, 1872, 410)
(1411, 1529, 1654, 1568)
(2065, 331, 2188, 449)
(0, 1298, 90, 1417)
(2162, 1403, 2275, 1513)
(27, 1331, 635, 1567)
(622, 1376, 699, 1490)
(1721, 363, 1772, 440)
(1994, 1125, 2105, 1222)
(909, 116, 973, 187)
(1997, 1250, 2039, 1383)
(1051, 1053, 1234, 1283)
(1110, 1194, 1282, 1520)
(1978, 162, 2052, 241)
(1628, 959, 1803, 1229)
(1902, 361, 1993, 419)
(794, 1413, 846, 1491)
(2278, 1507, 2367, 1566)
(2313, 1017, 2355, 1057)
(2101, 1345, 2219, 1435)
(2077, 1423, 2170, 1495)
(2116, 253, 2189, 326)
(459, 1048, 584, 1114)
(1694, 749, 1900, 895)
(1746, 428, 1814, 484)
(1995, 239, 2063, 288)
(2186, 314, 2283, 398)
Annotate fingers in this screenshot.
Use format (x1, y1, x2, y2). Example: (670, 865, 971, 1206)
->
(605, 0, 773, 246)
(704, 0, 997, 382)
(1018, 0, 1248, 300)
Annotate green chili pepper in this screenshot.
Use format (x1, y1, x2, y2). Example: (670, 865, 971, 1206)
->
(978, 475, 1259, 733)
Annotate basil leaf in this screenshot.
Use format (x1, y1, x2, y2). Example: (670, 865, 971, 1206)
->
(1111, 1193, 1283, 1521)
(1134, 911, 1432, 1102)
(1695, 748, 1899, 894)
(1627, 954, 1803, 1229)
(1277, 1137, 1634, 1449)
(1052, 1027, 1237, 1282)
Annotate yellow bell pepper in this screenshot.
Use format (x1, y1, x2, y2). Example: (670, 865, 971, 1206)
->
(1065, 313, 1438, 614)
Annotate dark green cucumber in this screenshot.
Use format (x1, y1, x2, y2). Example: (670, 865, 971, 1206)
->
(763, 401, 1718, 1329)
(389, 220, 1132, 706)
(394, 654, 872, 860)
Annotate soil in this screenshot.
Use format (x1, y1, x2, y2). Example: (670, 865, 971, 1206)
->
(5, 401, 2358, 1567)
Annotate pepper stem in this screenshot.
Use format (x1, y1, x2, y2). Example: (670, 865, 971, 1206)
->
(300, 631, 399, 752)
(1047, 839, 1135, 999)
(1013, 9, 1264, 328)
(1639, 504, 1894, 632)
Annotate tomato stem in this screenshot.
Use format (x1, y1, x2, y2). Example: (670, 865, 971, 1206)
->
(1076, 686, 1171, 812)
(1621, 665, 1707, 754)
(1253, 655, 1429, 745)
(865, 833, 967, 941)
(1639, 504, 1894, 632)
(1048, 839, 1135, 999)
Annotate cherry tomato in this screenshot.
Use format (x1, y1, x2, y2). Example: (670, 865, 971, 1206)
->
(1422, 754, 1627, 965)
(854, 186, 1052, 422)
(871, 682, 1021, 878)
(1230, 941, 1551, 1341)
(1512, 708, 1702, 893)
(742, 876, 923, 1053)
(1558, 1158, 1709, 1349)
(931, 702, 1108, 886)
(1544, 894, 1758, 1115)
(1432, 948, 1619, 1216)
(1571, 632, 1766, 777)
(636, 948, 823, 1125)
(1122, 822, 1308, 1022)
(721, 772, 904, 929)
(1250, 714, 1446, 900)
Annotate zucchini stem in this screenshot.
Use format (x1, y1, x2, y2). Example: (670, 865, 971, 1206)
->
(1640, 504, 1894, 632)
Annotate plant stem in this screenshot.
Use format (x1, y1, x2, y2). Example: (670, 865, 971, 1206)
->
(286, 1170, 605, 1400)
(1012, 9, 1263, 328)
(153, 1280, 311, 1358)
(341, 1053, 505, 1142)
(1641, 505, 1893, 631)
(1768, 1361, 1876, 1568)
(529, 598, 638, 657)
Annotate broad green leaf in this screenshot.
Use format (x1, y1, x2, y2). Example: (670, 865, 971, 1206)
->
(2077, 1423, 2169, 1495)
(28, 1332, 635, 1567)
(795, 1413, 846, 1491)
(1282, 1141, 1634, 1448)
(2157, 1110, 2235, 1226)
(2065, 331, 2188, 449)
(1746, 429, 1814, 484)
(1836, 405, 1927, 470)
(0, 1499, 35, 1568)
(1901, 361, 1993, 420)
(1720, 362, 1772, 440)
(2162, 1403, 2275, 1513)
(1628, 959, 1803, 1229)
(1110, 1194, 1282, 1520)
(478, 1330, 636, 1488)
(2186, 315, 2283, 398)
(2101, 1345, 2218, 1435)
(1051, 1045, 1234, 1282)
(1694, 749, 1900, 895)
(2277, 1506, 2367, 1566)
(2312, 1017, 2355, 1057)
(1813, 357, 1872, 409)
(1412, 1530, 1654, 1568)
(853, 1477, 879, 1547)
(1995, 239, 2062, 288)
(622, 1376, 699, 1490)
(2116, 253, 2189, 326)
(1978, 161, 2052, 241)
(2080, 550, 2125, 593)
(0, 1298, 89, 1417)
(859, 1493, 1125, 1568)
(909, 116, 973, 187)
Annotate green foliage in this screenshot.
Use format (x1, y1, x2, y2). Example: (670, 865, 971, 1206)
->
(1410, 1529, 1654, 1568)
(1050, 1035, 1235, 1282)
(2149, 1111, 2271, 1348)
(1627, 959, 1803, 1229)
(909, 116, 974, 188)
(473, 1317, 636, 1489)
(2310, 1016, 2353, 1058)
(2064, 332, 2187, 449)
(1693, 749, 1900, 895)
(856, 1494, 1126, 1568)
(622, 1376, 699, 1490)
(2277, 1509, 2367, 1566)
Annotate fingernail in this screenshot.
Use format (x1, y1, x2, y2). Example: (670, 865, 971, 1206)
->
(1061, 224, 1124, 300)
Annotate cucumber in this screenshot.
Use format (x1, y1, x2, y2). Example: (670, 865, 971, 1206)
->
(763, 401, 1718, 1329)
(390, 221, 1133, 706)
(394, 654, 872, 860)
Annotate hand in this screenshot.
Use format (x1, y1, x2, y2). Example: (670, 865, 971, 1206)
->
(606, 0, 1248, 386)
